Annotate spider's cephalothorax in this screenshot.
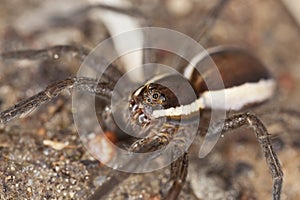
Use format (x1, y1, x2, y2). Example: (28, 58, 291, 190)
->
(129, 82, 179, 127)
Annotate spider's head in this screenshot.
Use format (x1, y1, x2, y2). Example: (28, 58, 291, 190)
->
(129, 83, 178, 127)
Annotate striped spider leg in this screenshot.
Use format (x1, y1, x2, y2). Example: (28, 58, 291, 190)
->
(124, 46, 283, 200)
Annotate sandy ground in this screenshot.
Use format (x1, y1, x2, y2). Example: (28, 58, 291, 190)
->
(0, 0, 299, 199)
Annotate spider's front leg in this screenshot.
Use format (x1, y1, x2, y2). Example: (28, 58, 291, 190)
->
(129, 123, 189, 200)
(0, 77, 114, 124)
(129, 123, 177, 153)
(215, 112, 283, 200)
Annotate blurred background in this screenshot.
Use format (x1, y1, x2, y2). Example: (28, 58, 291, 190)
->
(0, 0, 299, 199)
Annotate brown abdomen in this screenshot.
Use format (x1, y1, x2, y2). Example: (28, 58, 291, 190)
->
(182, 46, 272, 95)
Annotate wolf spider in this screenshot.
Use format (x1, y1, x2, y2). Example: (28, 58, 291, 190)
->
(0, 0, 286, 199)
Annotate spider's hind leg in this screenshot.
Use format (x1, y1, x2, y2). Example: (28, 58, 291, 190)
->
(218, 112, 283, 200)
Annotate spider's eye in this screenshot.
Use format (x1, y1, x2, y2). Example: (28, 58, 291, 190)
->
(152, 93, 159, 99)
(147, 98, 151, 103)
(160, 95, 166, 102)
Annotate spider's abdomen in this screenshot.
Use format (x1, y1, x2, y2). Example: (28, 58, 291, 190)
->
(182, 46, 276, 111)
